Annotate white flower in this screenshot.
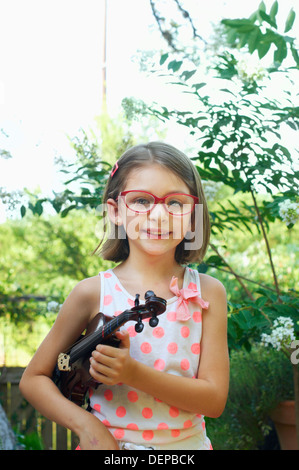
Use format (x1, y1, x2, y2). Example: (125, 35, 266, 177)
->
(47, 301, 61, 313)
(279, 199, 299, 227)
(202, 180, 222, 201)
(236, 57, 266, 84)
(261, 316, 296, 352)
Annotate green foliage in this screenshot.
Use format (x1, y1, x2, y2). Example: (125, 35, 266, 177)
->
(21, 114, 136, 218)
(141, 3, 299, 354)
(17, 431, 44, 450)
(221, 1, 299, 67)
(207, 346, 294, 450)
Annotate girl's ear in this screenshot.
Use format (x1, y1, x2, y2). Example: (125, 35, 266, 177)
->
(106, 198, 123, 226)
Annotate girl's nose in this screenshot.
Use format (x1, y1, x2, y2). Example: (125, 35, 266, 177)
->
(148, 203, 169, 221)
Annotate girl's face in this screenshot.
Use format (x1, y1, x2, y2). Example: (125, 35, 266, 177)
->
(108, 164, 194, 259)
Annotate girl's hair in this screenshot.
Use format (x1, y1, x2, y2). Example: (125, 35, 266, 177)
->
(94, 141, 210, 265)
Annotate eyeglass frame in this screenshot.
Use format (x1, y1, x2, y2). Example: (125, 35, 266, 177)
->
(117, 190, 199, 216)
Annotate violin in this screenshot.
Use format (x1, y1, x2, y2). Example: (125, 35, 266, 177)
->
(52, 290, 167, 406)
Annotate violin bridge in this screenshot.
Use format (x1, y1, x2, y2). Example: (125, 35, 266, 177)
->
(57, 352, 71, 371)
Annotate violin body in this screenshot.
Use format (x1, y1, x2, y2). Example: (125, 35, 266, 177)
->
(53, 291, 167, 407)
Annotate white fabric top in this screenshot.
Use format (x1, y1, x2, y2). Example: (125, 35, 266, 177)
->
(89, 267, 212, 449)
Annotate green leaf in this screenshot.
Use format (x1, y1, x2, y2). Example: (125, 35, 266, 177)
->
(258, 1, 266, 13)
(222, 19, 254, 28)
(274, 40, 288, 64)
(181, 69, 197, 81)
(270, 1, 278, 21)
(167, 60, 183, 73)
(20, 205, 26, 218)
(290, 45, 299, 66)
(159, 53, 169, 65)
(257, 37, 272, 59)
(193, 82, 206, 91)
(284, 8, 296, 33)
(247, 27, 261, 53)
(259, 11, 277, 28)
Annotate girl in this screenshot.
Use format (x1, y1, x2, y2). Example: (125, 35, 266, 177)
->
(20, 142, 229, 450)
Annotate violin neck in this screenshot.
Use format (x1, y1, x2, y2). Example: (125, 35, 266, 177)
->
(69, 310, 130, 363)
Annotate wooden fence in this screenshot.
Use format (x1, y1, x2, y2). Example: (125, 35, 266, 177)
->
(0, 367, 79, 450)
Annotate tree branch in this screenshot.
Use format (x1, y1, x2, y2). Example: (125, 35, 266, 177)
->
(209, 243, 255, 300)
(250, 189, 281, 301)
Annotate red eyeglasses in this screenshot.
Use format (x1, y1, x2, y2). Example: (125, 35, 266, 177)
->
(117, 190, 199, 216)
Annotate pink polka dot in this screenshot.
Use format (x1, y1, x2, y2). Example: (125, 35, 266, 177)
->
(115, 283, 122, 291)
(102, 419, 110, 426)
(127, 391, 138, 402)
(127, 423, 139, 430)
(184, 420, 193, 428)
(167, 311, 177, 321)
(188, 282, 197, 290)
(169, 406, 179, 418)
(154, 359, 165, 371)
(193, 311, 202, 322)
(142, 430, 154, 441)
(152, 326, 164, 338)
(140, 342, 152, 354)
(127, 325, 137, 337)
(114, 428, 125, 439)
(116, 406, 126, 417)
(171, 429, 180, 438)
(104, 389, 113, 401)
(89, 388, 94, 398)
(114, 310, 122, 316)
(103, 295, 113, 306)
(93, 403, 101, 413)
(202, 421, 206, 431)
(104, 272, 112, 278)
(180, 358, 190, 371)
(191, 343, 200, 354)
(142, 407, 153, 419)
(167, 342, 178, 354)
(181, 326, 190, 338)
(128, 298, 135, 307)
(154, 397, 162, 402)
(157, 422, 169, 430)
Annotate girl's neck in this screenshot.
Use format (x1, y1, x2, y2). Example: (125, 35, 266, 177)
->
(113, 250, 185, 298)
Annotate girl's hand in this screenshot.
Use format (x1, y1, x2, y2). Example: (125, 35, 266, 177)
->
(78, 413, 119, 450)
(89, 330, 135, 386)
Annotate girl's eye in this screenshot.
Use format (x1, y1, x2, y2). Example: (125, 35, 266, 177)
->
(167, 199, 183, 207)
(135, 197, 151, 205)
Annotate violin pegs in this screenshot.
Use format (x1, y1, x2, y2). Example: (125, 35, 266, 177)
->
(135, 321, 144, 333)
(134, 294, 140, 307)
(145, 290, 155, 300)
(149, 316, 159, 328)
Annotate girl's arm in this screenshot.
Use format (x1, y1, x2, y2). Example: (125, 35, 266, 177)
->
(19, 276, 119, 450)
(89, 275, 229, 418)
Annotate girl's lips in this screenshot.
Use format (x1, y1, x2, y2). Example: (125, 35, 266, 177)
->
(141, 229, 171, 239)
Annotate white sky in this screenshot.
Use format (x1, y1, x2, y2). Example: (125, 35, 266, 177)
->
(0, 0, 297, 221)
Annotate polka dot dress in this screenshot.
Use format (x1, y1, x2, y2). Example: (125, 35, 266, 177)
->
(89, 268, 212, 449)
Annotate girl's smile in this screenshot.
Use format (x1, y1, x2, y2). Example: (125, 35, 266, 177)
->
(141, 228, 172, 239)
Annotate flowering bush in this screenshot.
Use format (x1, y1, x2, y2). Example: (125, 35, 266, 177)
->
(279, 199, 299, 228)
(261, 316, 296, 352)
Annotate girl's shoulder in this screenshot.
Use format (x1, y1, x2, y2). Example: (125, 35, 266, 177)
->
(72, 274, 101, 298)
(68, 275, 102, 323)
(198, 272, 227, 300)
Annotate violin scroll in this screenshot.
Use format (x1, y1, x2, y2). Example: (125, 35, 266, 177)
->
(133, 290, 166, 332)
